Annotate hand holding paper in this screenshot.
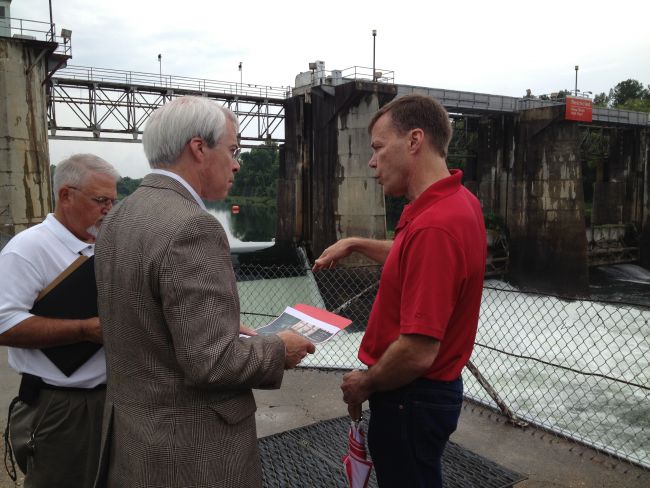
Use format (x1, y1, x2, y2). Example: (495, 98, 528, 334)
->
(254, 304, 352, 344)
(250, 304, 352, 368)
(239, 323, 257, 336)
(278, 331, 316, 369)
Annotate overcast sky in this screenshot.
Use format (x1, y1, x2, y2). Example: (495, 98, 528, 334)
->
(12, 0, 650, 178)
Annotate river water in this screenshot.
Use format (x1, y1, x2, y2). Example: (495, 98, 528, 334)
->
(590, 264, 650, 305)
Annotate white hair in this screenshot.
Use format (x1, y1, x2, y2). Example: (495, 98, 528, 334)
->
(53, 154, 120, 203)
(142, 96, 239, 168)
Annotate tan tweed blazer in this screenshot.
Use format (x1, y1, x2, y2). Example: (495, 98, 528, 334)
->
(93, 174, 285, 488)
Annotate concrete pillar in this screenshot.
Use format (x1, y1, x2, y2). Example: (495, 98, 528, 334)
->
(334, 83, 393, 244)
(637, 129, 650, 267)
(280, 81, 396, 261)
(477, 115, 512, 216)
(0, 37, 53, 239)
(277, 96, 307, 244)
(507, 105, 589, 295)
(591, 128, 631, 225)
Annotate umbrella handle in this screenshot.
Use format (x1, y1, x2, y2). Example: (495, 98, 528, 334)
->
(348, 403, 362, 422)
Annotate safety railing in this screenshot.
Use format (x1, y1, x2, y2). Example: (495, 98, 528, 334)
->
(1, 17, 71, 57)
(54, 65, 291, 99)
(235, 262, 649, 470)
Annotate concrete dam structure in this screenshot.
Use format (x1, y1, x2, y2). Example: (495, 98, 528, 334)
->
(0, 15, 71, 242)
(0, 35, 56, 237)
(278, 73, 649, 295)
(1, 26, 648, 293)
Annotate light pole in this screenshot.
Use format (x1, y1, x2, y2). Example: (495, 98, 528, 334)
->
(158, 54, 162, 84)
(48, 0, 54, 41)
(574, 65, 579, 96)
(238, 62, 242, 94)
(372, 29, 377, 82)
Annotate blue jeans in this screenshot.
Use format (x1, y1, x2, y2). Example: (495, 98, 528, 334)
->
(368, 377, 463, 488)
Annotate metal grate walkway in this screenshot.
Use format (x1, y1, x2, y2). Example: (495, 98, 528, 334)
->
(259, 413, 526, 487)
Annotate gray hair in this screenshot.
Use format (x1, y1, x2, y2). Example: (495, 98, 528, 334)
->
(142, 96, 239, 168)
(53, 154, 120, 203)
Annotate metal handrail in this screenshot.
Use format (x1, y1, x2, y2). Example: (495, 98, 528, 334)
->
(55, 65, 291, 99)
(52, 65, 397, 96)
(1, 16, 71, 57)
(338, 66, 395, 84)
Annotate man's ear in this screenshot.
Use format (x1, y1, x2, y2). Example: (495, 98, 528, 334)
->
(58, 186, 73, 206)
(409, 128, 425, 153)
(187, 137, 205, 162)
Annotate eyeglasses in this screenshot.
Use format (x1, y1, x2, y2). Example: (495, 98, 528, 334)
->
(68, 186, 118, 207)
(216, 141, 241, 162)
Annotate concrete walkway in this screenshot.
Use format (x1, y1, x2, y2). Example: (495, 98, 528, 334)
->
(0, 354, 648, 487)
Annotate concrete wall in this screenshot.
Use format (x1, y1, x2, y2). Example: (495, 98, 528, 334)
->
(475, 115, 516, 218)
(278, 81, 396, 261)
(276, 96, 306, 245)
(591, 127, 648, 227)
(0, 37, 52, 238)
(507, 105, 589, 295)
(334, 84, 387, 244)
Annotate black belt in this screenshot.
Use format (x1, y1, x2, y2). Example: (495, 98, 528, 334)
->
(18, 373, 106, 405)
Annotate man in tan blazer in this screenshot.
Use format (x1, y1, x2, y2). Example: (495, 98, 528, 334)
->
(94, 96, 315, 488)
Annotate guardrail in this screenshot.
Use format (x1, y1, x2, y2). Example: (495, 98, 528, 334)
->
(1, 17, 71, 57)
(55, 65, 291, 100)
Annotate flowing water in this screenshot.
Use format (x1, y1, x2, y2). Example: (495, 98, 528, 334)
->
(590, 264, 650, 305)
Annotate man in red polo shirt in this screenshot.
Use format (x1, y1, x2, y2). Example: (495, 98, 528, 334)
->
(313, 94, 486, 488)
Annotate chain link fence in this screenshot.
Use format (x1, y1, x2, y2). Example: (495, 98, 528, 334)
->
(235, 262, 650, 470)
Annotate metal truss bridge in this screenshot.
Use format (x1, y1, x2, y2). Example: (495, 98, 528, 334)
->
(48, 66, 291, 147)
(48, 65, 648, 148)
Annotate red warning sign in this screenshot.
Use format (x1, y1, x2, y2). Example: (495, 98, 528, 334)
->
(565, 96, 593, 122)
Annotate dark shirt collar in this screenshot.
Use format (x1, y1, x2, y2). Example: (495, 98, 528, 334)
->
(395, 169, 463, 234)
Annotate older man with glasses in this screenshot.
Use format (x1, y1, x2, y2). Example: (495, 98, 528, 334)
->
(93, 96, 315, 488)
(0, 154, 120, 488)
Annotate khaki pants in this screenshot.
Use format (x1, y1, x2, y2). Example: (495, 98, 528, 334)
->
(9, 387, 105, 488)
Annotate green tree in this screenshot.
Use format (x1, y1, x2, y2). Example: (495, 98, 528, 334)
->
(616, 98, 650, 112)
(230, 141, 279, 200)
(609, 79, 648, 106)
(117, 176, 142, 199)
(593, 92, 609, 107)
(555, 90, 571, 101)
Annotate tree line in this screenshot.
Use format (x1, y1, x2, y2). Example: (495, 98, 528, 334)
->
(529, 78, 650, 112)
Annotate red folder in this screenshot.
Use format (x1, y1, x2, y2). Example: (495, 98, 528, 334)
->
(292, 303, 352, 330)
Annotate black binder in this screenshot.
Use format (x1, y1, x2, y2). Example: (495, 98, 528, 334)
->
(30, 255, 102, 376)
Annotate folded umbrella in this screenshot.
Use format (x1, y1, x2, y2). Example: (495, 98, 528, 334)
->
(342, 419, 373, 488)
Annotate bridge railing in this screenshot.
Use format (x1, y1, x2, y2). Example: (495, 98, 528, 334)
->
(234, 262, 649, 470)
(54, 65, 290, 99)
(338, 66, 395, 84)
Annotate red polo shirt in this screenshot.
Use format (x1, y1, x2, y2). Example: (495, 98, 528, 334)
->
(358, 169, 486, 381)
